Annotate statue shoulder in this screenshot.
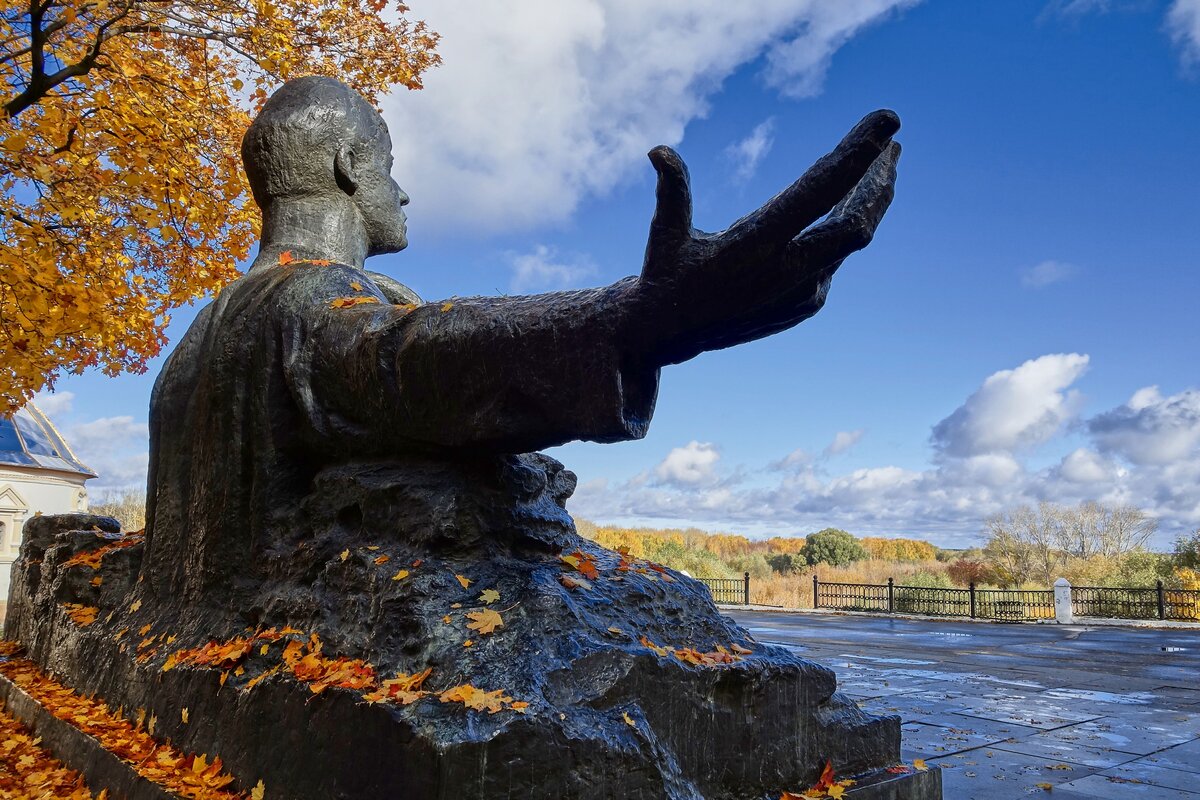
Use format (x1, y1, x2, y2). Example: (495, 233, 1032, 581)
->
(365, 271, 422, 305)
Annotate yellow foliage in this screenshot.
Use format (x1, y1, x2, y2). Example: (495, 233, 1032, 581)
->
(860, 537, 937, 562)
(0, 0, 440, 411)
(764, 536, 807, 555)
(1175, 568, 1200, 590)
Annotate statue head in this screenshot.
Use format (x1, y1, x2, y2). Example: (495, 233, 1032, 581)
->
(242, 76, 409, 255)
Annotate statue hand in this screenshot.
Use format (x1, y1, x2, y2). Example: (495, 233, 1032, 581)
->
(637, 110, 901, 365)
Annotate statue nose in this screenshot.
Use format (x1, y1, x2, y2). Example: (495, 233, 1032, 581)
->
(397, 186, 410, 207)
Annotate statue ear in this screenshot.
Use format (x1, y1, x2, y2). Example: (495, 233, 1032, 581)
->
(334, 143, 359, 195)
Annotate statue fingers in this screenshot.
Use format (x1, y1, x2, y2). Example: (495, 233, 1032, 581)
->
(784, 141, 900, 272)
(646, 145, 694, 252)
(723, 110, 899, 252)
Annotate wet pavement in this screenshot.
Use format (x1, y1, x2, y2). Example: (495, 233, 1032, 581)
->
(727, 610, 1200, 799)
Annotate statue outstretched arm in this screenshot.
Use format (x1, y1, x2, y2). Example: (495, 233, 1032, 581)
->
(287, 111, 899, 455)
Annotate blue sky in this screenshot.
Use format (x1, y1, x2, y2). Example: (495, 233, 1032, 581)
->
(36, 0, 1200, 549)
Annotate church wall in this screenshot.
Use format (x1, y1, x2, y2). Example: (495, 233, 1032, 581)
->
(0, 466, 89, 601)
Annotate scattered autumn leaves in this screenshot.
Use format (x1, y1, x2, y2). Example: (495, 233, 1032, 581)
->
(61, 529, 145, 570)
(0, 701, 98, 799)
(0, 642, 260, 799)
(779, 758, 932, 799)
(559, 546, 676, 591)
(780, 760, 858, 799)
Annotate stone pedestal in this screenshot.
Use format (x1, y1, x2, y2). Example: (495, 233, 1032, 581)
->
(6, 512, 941, 800)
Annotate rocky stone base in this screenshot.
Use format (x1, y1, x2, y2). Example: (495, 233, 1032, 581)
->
(5, 513, 941, 800)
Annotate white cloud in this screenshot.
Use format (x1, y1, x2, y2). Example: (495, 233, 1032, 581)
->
(931, 354, 1089, 458)
(761, 0, 922, 98)
(824, 429, 864, 457)
(725, 118, 776, 183)
(385, 0, 919, 234)
(508, 245, 597, 292)
(64, 416, 149, 492)
(1046, 0, 1118, 17)
(1020, 259, 1079, 288)
(568, 355, 1200, 548)
(1088, 386, 1200, 466)
(770, 447, 813, 471)
(31, 390, 75, 419)
(1168, 0, 1200, 66)
(654, 440, 721, 486)
(1057, 448, 1114, 483)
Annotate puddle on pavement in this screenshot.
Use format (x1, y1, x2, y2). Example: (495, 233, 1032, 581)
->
(892, 631, 974, 640)
(1043, 688, 1155, 705)
(840, 654, 936, 665)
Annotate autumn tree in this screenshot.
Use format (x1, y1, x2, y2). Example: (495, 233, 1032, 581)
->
(1174, 530, 1200, 571)
(981, 501, 1158, 586)
(860, 536, 937, 562)
(803, 528, 866, 568)
(1, 0, 439, 411)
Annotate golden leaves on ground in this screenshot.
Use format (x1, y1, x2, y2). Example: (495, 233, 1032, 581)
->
(638, 636, 750, 668)
(780, 759, 856, 799)
(164, 637, 254, 672)
(147, 625, 528, 715)
(560, 550, 600, 581)
(329, 296, 380, 309)
(362, 668, 432, 706)
(455, 574, 472, 589)
(61, 531, 145, 570)
(438, 684, 526, 714)
(391, 569, 410, 581)
(465, 609, 504, 636)
(479, 589, 500, 604)
(558, 545, 677, 591)
(0, 1, 441, 411)
(0, 644, 257, 799)
(60, 603, 98, 626)
(0, 702, 96, 799)
(282, 635, 376, 695)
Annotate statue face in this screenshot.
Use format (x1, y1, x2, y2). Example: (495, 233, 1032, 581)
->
(354, 123, 410, 255)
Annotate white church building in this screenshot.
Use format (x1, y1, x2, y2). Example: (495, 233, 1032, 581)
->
(1, 403, 94, 600)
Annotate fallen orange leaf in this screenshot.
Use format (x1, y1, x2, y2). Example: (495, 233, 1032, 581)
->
(466, 609, 503, 635)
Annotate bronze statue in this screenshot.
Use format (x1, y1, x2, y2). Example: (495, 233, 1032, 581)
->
(8, 77, 941, 799)
(142, 76, 899, 603)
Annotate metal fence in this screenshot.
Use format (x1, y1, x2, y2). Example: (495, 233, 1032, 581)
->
(698, 573, 750, 605)
(814, 577, 1054, 621)
(1072, 582, 1200, 621)
(702, 573, 1200, 622)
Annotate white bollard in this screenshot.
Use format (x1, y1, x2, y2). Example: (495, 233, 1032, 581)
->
(1054, 577, 1074, 624)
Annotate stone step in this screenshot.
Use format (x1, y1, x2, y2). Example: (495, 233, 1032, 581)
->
(0, 671, 178, 800)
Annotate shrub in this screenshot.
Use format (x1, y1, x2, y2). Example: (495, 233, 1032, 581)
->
(766, 553, 800, 575)
(804, 529, 867, 567)
(1174, 531, 1200, 571)
(946, 558, 993, 586)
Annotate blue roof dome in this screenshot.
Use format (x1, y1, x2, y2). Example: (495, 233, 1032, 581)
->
(0, 403, 95, 478)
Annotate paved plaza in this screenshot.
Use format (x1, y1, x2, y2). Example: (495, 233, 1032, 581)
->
(727, 610, 1200, 799)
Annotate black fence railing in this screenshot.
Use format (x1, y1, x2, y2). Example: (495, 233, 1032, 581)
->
(701, 573, 1200, 622)
(1072, 582, 1200, 621)
(699, 573, 750, 605)
(813, 577, 1054, 621)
